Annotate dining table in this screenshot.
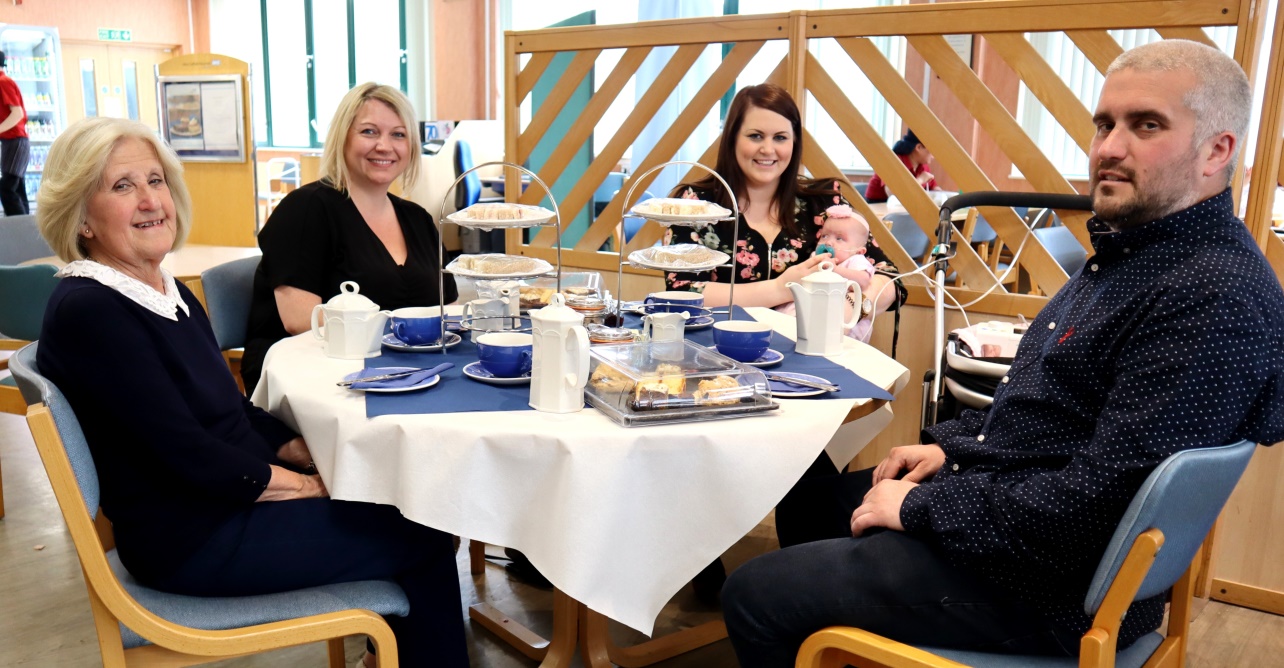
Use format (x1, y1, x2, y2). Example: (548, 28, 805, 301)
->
(251, 305, 909, 667)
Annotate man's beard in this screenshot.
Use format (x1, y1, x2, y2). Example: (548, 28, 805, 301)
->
(1090, 158, 1199, 230)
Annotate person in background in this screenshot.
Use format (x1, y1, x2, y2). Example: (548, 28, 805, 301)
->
(0, 50, 30, 215)
(863, 128, 936, 203)
(242, 82, 457, 394)
(34, 117, 469, 668)
(721, 39, 1284, 667)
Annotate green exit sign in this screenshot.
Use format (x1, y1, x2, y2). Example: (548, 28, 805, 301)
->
(97, 28, 132, 43)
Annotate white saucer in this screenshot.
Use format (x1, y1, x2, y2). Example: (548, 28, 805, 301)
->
(767, 371, 835, 398)
(342, 367, 442, 393)
(462, 361, 531, 385)
(381, 331, 462, 352)
(741, 349, 785, 367)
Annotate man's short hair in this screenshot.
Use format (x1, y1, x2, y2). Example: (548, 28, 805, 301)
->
(1107, 39, 1250, 183)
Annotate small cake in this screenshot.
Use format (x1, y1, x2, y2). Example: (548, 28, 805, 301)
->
(464, 203, 524, 220)
(694, 375, 742, 405)
(633, 380, 676, 405)
(520, 286, 555, 308)
(457, 254, 540, 275)
(653, 363, 687, 395)
(658, 201, 710, 216)
(649, 245, 716, 266)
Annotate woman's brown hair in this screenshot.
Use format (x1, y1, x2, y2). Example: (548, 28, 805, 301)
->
(673, 83, 819, 239)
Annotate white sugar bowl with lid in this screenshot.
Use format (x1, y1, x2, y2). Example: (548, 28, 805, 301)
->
(310, 281, 390, 359)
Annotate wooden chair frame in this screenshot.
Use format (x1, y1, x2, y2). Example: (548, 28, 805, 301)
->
(24, 399, 399, 668)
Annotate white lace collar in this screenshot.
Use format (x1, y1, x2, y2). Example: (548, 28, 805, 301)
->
(56, 260, 191, 321)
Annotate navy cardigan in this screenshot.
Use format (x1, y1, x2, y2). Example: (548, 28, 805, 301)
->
(37, 276, 298, 581)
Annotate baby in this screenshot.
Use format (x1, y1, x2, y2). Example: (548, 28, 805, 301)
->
(775, 205, 878, 343)
(815, 204, 875, 290)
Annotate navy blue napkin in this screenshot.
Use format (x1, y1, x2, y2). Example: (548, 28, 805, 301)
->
(348, 363, 454, 390)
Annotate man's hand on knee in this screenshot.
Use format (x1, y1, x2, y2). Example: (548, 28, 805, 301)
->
(850, 479, 916, 537)
(872, 444, 946, 484)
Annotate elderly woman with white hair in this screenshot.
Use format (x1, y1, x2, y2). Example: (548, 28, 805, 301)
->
(34, 117, 468, 668)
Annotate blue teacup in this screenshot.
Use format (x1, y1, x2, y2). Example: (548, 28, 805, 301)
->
(712, 320, 772, 362)
(644, 290, 703, 314)
(389, 306, 445, 346)
(476, 332, 534, 378)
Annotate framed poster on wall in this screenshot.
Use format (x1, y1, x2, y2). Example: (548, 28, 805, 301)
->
(156, 74, 245, 162)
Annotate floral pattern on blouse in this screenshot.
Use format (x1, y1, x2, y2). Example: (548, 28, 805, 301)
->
(664, 182, 896, 293)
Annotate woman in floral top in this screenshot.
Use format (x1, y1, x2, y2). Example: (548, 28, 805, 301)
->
(664, 84, 904, 317)
(663, 84, 906, 606)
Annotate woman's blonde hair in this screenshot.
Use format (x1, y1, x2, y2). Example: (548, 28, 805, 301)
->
(319, 82, 421, 194)
(37, 117, 192, 262)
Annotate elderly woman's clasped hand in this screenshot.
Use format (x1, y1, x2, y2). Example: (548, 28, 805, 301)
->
(259, 436, 328, 502)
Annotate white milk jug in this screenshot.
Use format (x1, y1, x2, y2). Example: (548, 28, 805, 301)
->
(641, 311, 688, 343)
(528, 293, 590, 413)
(786, 261, 860, 356)
(310, 281, 389, 359)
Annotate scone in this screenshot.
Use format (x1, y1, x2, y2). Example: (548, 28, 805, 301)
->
(590, 364, 634, 394)
(693, 375, 742, 405)
(654, 363, 687, 395)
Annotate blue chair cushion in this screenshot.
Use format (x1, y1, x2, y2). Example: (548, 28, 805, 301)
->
(0, 375, 14, 387)
(109, 550, 410, 649)
(923, 631, 1162, 668)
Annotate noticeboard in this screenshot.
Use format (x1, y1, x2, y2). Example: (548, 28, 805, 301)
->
(156, 74, 246, 162)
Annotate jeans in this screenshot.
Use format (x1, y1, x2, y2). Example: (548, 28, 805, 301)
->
(723, 468, 1078, 667)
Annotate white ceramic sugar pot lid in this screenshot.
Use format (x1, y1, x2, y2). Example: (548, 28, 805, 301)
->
(324, 281, 379, 312)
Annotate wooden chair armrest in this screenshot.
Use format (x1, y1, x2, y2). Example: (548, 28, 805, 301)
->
(796, 626, 970, 668)
(1079, 528, 1164, 667)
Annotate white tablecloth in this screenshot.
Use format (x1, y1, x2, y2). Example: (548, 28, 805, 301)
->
(252, 307, 908, 635)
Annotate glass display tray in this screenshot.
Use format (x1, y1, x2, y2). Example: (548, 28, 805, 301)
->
(585, 341, 778, 427)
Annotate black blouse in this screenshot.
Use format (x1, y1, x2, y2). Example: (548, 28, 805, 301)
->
(242, 180, 457, 391)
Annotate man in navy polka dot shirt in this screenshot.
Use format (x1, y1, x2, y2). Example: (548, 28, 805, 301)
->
(722, 39, 1284, 667)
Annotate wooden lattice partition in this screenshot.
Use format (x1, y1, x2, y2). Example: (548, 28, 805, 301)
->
(501, 0, 1280, 316)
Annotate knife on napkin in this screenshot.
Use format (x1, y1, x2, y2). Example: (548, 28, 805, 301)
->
(763, 373, 840, 393)
(338, 363, 455, 387)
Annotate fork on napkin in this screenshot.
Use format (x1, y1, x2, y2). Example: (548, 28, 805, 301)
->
(341, 363, 454, 389)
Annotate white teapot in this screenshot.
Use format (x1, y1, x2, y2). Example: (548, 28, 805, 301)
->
(786, 261, 860, 357)
(528, 293, 590, 413)
(310, 281, 389, 359)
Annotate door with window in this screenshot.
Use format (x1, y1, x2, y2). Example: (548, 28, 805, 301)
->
(61, 42, 173, 131)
